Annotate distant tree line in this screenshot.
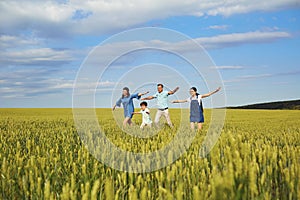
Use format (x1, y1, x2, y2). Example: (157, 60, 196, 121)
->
(228, 99, 300, 110)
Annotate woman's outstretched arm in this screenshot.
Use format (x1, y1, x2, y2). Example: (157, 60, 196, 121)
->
(172, 99, 188, 103)
(138, 91, 149, 97)
(201, 87, 221, 98)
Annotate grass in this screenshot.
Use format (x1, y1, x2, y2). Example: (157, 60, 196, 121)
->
(0, 108, 299, 199)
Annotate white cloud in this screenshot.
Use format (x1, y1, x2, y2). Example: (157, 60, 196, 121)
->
(91, 30, 291, 56)
(0, 69, 116, 98)
(0, 47, 74, 66)
(0, 68, 69, 97)
(0, 30, 292, 100)
(52, 82, 74, 89)
(212, 65, 245, 70)
(207, 25, 229, 30)
(206, 0, 300, 16)
(240, 74, 273, 79)
(0, 30, 290, 68)
(194, 31, 291, 49)
(260, 26, 280, 32)
(0, 34, 82, 67)
(0, 0, 299, 37)
(97, 81, 116, 87)
(224, 70, 300, 83)
(51, 80, 115, 90)
(0, 35, 40, 48)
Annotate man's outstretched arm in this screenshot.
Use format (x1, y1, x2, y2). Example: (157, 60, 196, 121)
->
(141, 96, 155, 101)
(168, 87, 180, 95)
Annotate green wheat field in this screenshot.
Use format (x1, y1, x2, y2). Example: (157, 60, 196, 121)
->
(0, 108, 299, 199)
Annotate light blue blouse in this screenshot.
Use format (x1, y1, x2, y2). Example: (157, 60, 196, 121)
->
(116, 93, 140, 118)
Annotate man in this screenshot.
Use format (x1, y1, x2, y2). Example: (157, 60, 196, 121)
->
(141, 84, 179, 128)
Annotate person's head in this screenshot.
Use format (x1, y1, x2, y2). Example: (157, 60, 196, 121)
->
(140, 101, 148, 110)
(122, 87, 130, 98)
(157, 83, 164, 93)
(190, 87, 198, 96)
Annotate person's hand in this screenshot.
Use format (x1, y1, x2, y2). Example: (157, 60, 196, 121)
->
(172, 100, 177, 103)
(112, 106, 116, 111)
(216, 87, 221, 92)
(145, 91, 149, 95)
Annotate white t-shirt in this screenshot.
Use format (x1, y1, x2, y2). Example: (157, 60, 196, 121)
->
(186, 95, 202, 104)
(140, 108, 152, 124)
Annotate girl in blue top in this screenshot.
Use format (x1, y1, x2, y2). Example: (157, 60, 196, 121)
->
(113, 87, 149, 126)
(172, 87, 221, 130)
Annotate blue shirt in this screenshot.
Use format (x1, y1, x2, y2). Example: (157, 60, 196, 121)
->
(153, 91, 169, 109)
(116, 93, 140, 118)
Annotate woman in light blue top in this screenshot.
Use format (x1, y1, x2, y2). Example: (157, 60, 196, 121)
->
(113, 87, 149, 126)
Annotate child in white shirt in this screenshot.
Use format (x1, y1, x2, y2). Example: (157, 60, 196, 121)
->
(132, 101, 152, 129)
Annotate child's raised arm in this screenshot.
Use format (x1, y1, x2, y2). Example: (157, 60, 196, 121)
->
(132, 112, 141, 115)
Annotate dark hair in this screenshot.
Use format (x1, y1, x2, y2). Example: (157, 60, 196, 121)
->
(190, 87, 197, 92)
(157, 83, 164, 88)
(122, 87, 130, 98)
(140, 101, 147, 107)
(190, 87, 200, 96)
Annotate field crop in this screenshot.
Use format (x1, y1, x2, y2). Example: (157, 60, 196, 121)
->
(0, 108, 299, 199)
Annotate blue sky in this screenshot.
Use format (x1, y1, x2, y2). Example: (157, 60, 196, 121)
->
(0, 0, 299, 108)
